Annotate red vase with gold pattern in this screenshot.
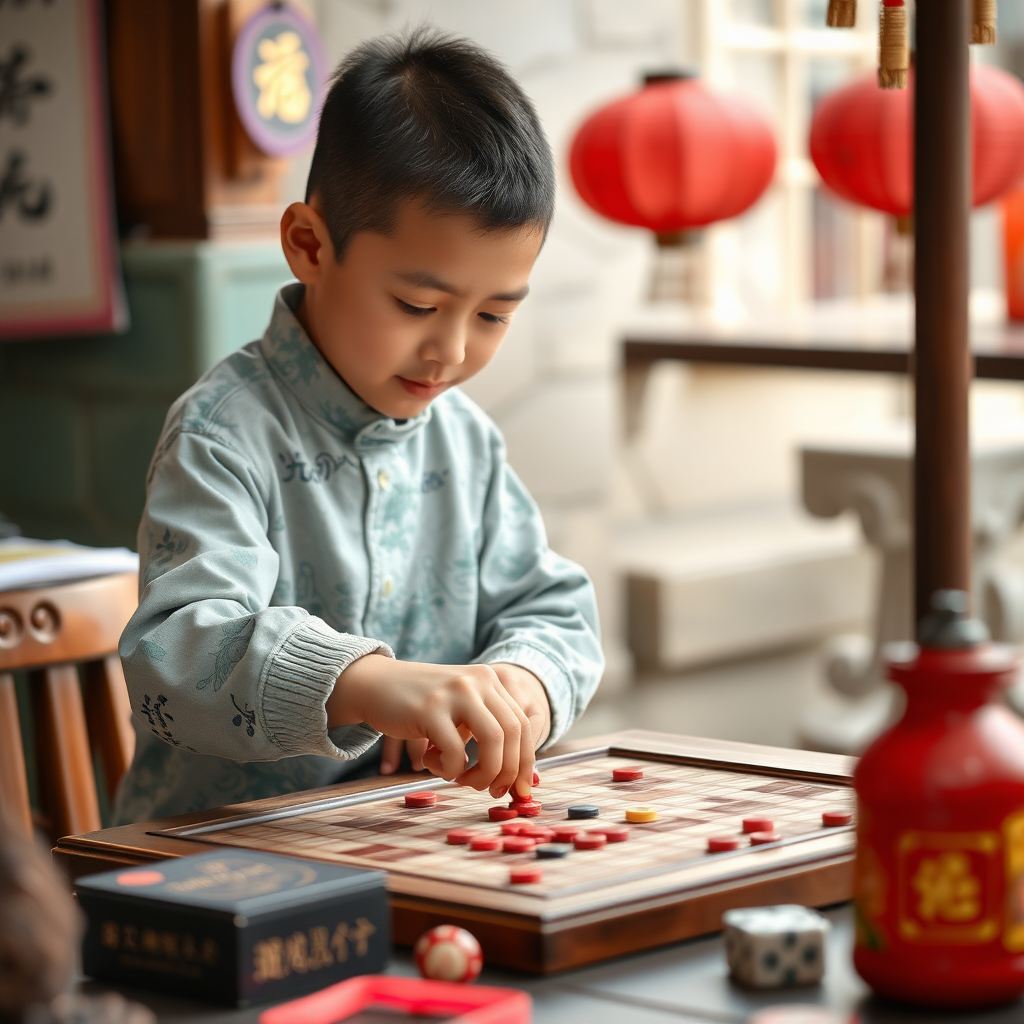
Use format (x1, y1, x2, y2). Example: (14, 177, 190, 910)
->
(854, 592, 1024, 1007)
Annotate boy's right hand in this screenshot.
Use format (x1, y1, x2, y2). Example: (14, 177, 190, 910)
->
(326, 655, 535, 799)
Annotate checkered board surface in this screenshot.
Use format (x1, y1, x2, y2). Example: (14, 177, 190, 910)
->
(183, 755, 855, 897)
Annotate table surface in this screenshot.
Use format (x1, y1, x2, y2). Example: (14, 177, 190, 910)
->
(81, 904, 1024, 1024)
(621, 297, 1024, 380)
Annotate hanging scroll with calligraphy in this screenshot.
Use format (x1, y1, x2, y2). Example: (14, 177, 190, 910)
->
(0, 0, 126, 340)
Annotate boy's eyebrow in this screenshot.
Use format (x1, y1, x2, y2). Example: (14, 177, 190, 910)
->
(395, 271, 529, 302)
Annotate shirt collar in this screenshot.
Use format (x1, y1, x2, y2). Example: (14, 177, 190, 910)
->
(260, 284, 432, 448)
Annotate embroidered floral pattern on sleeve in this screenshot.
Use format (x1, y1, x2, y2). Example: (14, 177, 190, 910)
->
(196, 617, 256, 692)
(231, 694, 257, 737)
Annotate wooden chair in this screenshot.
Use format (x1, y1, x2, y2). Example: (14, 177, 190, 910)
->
(0, 572, 138, 842)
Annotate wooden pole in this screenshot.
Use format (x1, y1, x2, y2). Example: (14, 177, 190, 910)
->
(913, 0, 973, 631)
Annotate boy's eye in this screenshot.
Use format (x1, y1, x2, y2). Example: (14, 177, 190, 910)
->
(396, 298, 435, 317)
(479, 312, 511, 325)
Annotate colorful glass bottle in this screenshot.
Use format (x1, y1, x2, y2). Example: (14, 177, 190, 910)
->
(854, 591, 1024, 1007)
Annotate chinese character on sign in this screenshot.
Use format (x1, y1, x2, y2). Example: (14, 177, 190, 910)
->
(253, 31, 310, 124)
(0, 149, 50, 221)
(0, 44, 51, 125)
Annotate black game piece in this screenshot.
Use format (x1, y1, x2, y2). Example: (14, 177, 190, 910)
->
(535, 844, 573, 859)
(567, 805, 600, 819)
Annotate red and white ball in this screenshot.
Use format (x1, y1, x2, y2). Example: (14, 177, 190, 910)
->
(413, 925, 483, 983)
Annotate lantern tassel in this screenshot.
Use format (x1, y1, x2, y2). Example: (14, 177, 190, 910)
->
(826, 0, 856, 28)
(972, 0, 997, 45)
(879, 0, 909, 91)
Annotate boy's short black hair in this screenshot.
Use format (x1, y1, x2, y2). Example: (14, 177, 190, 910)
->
(305, 29, 555, 259)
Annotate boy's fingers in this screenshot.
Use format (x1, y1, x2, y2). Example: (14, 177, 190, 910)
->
(458, 692, 520, 793)
(407, 737, 429, 771)
(425, 719, 471, 780)
(423, 744, 468, 777)
(501, 691, 535, 800)
(380, 735, 404, 775)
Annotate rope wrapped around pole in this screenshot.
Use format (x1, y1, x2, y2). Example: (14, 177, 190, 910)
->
(879, 0, 909, 90)
(826, 0, 856, 28)
(972, 0, 997, 44)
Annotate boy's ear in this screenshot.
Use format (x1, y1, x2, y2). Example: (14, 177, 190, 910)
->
(280, 201, 335, 283)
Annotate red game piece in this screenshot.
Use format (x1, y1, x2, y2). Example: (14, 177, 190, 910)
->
(518, 825, 554, 843)
(706, 835, 742, 853)
(509, 789, 533, 804)
(447, 829, 478, 846)
(612, 766, 644, 782)
(489, 806, 518, 822)
(822, 809, 853, 827)
(512, 801, 542, 816)
(510, 865, 543, 884)
(749, 830, 782, 845)
(742, 816, 774, 834)
(592, 825, 630, 843)
(405, 792, 439, 808)
(573, 832, 607, 851)
(551, 826, 581, 844)
(502, 836, 536, 854)
(532, 771, 540, 786)
(500, 820, 528, 835)
(470, 836, 501, 851)
(413, 925, 484, 983)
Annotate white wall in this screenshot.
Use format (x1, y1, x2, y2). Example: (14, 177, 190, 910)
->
(285, 1, 1024, 705)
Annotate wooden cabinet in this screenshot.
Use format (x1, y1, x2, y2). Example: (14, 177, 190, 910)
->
(106, 0, 288, 240)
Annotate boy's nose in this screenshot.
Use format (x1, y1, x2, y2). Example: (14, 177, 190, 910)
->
(423, 324, 467, 367)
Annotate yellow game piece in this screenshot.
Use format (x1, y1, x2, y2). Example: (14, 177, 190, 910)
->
(625, 806, 658, 823)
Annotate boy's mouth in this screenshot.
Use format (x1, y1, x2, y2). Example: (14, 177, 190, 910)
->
(397, 377, 449, 399)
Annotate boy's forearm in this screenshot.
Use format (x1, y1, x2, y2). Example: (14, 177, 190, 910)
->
(325, 652, 392, 727)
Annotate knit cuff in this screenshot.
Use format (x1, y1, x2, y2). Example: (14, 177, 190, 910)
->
(260, 616, 393, 759)
(477, 641, 573, 749)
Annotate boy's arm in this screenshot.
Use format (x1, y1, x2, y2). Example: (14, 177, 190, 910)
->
(120, 429, 391, 763)
(472, 439, 604, 747)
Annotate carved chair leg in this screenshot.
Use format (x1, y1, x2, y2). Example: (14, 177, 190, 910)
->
(83, 655, 135, 803)
(0, 671, 32, 837)
(31, 665, 101, 842)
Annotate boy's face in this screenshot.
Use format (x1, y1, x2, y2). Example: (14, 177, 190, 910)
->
(281, 199, 544, 420)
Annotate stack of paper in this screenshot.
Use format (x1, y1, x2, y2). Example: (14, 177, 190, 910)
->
(0, 538, 139, 591)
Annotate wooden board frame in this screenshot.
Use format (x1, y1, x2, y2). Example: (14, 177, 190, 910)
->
(54, 731, 856, 973)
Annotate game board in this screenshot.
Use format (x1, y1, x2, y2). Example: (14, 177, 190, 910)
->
(156, 732, 856, 972)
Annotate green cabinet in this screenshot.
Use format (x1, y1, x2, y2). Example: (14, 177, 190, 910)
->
(0, 241, 294, 548)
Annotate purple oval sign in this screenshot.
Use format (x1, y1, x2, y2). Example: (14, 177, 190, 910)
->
(232, 3, 326, 157)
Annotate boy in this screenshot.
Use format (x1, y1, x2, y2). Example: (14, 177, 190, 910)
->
(113, 30, 603, 824)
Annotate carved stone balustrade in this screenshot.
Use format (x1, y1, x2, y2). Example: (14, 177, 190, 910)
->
(799, 430, 1024, 754)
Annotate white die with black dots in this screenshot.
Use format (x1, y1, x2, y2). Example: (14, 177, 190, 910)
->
(723, 905, 830, 988)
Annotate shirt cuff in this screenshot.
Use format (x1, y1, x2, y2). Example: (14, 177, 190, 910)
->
(259, 615, 393, 759)
(477, 641, 574, 748)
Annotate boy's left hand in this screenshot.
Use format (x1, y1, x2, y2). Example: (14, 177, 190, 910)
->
(379, 664, 550, 777)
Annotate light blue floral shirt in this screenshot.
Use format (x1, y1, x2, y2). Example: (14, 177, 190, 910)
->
(114, 284, 603, 824)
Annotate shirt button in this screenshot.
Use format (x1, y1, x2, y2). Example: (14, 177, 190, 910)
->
(382, 578, 393, 597)
(377, 469, 390, 490)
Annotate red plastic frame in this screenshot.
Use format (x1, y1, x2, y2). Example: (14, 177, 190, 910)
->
(259, 975, 532, 1024)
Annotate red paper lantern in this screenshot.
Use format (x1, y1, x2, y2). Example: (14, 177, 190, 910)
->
(570, 76, 777, 234)
(811, 64, 1024, 217)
